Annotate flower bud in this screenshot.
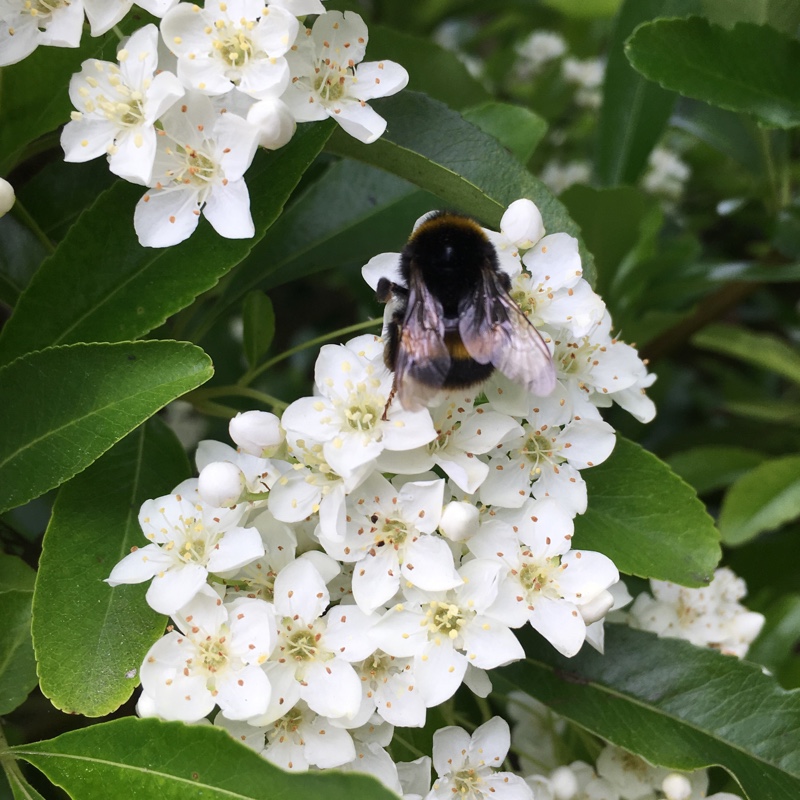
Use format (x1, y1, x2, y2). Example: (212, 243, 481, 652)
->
(229, 410, 284, 457)
(439, 501, 479, 541)
(0, 178, 15, 218)
(247, 97, 296, 150)
(579, 589, 615, 625)
(550, 766, 579, 800)
(500, 198, 545, 249)
(198, 461, 246, 508)
(662, 773, 692, 800)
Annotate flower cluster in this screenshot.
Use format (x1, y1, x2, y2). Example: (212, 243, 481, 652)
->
(627, 568, 765, 658)
(108, 199, 657, 794)
(2, 3, 408, 247)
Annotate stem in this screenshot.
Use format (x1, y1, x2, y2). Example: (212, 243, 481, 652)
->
(238, 317, 381, 387)
(112, 25, 126, 41)
(640, 280, 758, 362)
(186, 385, 288, 414)
(11, 198, 55, 254)
(759, 129, 781, 214)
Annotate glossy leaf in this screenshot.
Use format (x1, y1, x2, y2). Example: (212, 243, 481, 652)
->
(6, 770, 46, 800)
(0, 340, 212, 514)
(0, 123, 333, 366)
(199, 159, 438, 335)
(0, 214, 48, 308)
(573, 437, 721, 586)
(242, 291, 276, 369)
(11, 718, 399, 800)
(626, 18, 800, 129)
(327, 91, 596, 284)
(32, 418, 189, 716)
(595, 0, 700, 186)
(718, 455, 800, 546)
(700, 0, 800, 34)
(692, 323, 800, 386)
(0, 553, 37, 715)
(667, 446, 767, 495)
(462, 102, 547, 164)
(541, 0, 622, 16)
(498, 625, 800, 800)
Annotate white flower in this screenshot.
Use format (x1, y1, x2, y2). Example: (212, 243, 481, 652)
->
(246, 95, 296, 149)
(551, 313, 657, 423)
(372, 560, 524, 708)
(281, 334, 437, 484)
(540, 160, 591, 195)
(642, 146, 690, 201)
(134, 91, 260, 247)
(469, 517, 619, 657)
(427, 717, 533, 800)
(216, 701, 357, 771)
(61, 25, 185, 185)
(628, 568, 765, 658)
(480, 405, 616, 515)
(0, 177, 15, 217)
(514, 30, 566, 76)
(255, 559, 375, 723)
(0, 0, 84, 67)
(562, 57, 604, 109)
(83, 0, 178, 37)
(139, 585, 275, 721)
(337, 718, 404, 794)
(484, 199, 546, 276)
(229, 410, 285, 457)
(515, 233, 606, 338)
(282, 11, 409, 143)
(106, 481, 265, 615)
(197, 460, 247, 507)
(161, 0, 298, 99)
(379, 395, 523, 495)
(322, 473, 460, 614)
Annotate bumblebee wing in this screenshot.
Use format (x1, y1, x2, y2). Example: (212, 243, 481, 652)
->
(459, 266, 556, 396)
(394, 267, 451, 409)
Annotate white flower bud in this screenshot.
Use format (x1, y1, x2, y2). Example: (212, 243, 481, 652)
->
(500, 198, 545, 249)
(662, 773, 692, 800)
(0, 178, 15, 218)
(550, 766, 579, 800)
(579, 589, 615, 625)
(439, 501, 479, 541)
(731, 610, 765, 643)
(198, 461, 246, 508)
(247, 97, 296, 150)
(229, 410, 284, 456)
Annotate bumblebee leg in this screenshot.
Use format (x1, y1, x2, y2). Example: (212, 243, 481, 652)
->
(376, 278, 408, 303)
(382, 381, 397, 421)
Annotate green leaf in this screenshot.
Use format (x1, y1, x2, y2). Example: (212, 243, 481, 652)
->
(692, 323, 800, 386)
(0, 30, 124, 174)
(701, 0, 800, 35)
(242, 292, 276, 370)
(0, 553, 37, 715)
(498, 625, 800, 800)
(0, 340, 212, 514)
(718, 455, 800, 546)
(196, 159, 439, 336)
(11, 718, 400, 800)
(32, 418, 189, 716)
(574, 437, 721, 586)
(0, 122, 333, 366)
(723, 400, 800, 426)
(367, 24, 491, 110)
(667, 446, 768, 494)
(462, 102, 547, 164)
(327, 91, 596, 284)
(626, 18, 800, 129)
(595, 0, 701, 186)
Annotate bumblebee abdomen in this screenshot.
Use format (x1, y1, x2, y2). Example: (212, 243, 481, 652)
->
(443, 331, 494, 388)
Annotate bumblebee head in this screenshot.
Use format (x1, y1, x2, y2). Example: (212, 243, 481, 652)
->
(406, 211, 496, 278)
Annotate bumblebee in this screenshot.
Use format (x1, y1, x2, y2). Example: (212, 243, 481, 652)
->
(378, 211, 556, 416)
